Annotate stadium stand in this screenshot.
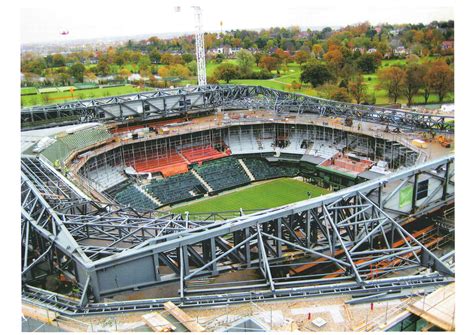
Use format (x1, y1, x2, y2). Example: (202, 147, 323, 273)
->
(133, 152, 188, 177)
(193, 157, 251, 193)
(41, 127, 112, 163)
(243, 158, 299, 181)
(145, 172, 206, 205)
(180, 145, 227, 164)
(103, 180, 132, 199)
(114, 185, 158, 211)
(82, 165, 127, 192)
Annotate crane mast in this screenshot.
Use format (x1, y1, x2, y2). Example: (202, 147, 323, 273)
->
(192, 6, 207, 86)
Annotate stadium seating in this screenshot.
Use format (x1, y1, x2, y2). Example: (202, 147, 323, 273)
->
(145, 172, 206, 205)
(243, 158, 299, 181)
(180, 145, 227, 164)
(114, 185, 158, 211)
(42, 127, 112, 163)
(133, 152, 188, 177)
(103, 180, 132, 199)
(82, 165, 127, 192)
(194, 157, 251, 193)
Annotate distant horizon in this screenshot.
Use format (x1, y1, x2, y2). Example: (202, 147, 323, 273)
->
(21, 0, 453, 45)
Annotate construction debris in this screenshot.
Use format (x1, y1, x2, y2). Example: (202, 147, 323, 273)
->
(163, 301, 205, 332)
(22, 304, 58, 324)
(406, 283, 455, 331)
(142, 312, 176, 332)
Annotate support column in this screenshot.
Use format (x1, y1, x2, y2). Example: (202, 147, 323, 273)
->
(411, 173, 419, 214)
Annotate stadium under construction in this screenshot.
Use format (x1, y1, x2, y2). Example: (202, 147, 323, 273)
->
(21, 85, 455, 331)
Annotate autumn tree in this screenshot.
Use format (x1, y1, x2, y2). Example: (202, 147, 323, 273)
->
(404, 63, 426, 106)
(117, 68, 132, 81)
(300, 61, 334, 88)
(235, 49, 255, 78)
(214, 63, 240, 83)
(377, 66, 406, 103)
(312, 44, 323, 58)
(348, 75, 367, 104)
(425, 61, 454, 103)
(321, 85, 352, 102)
(323, 45, 344, 72)
(294, 50, 310, 65)
(259, 56, 280, 72)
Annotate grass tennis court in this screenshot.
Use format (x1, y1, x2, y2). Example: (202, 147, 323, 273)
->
(171, 178, 329, 214)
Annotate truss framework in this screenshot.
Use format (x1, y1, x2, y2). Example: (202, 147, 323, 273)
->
(21, 153, 454, 313)
(21, 85, 454, 132)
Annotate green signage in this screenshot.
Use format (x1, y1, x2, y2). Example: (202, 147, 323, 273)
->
(399, 185, 413, 208)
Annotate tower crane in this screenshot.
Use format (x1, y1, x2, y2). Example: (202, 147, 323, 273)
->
(175, 6, 207, 86)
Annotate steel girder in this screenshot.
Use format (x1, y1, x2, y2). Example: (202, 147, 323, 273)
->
(21, 153, 454, 310)
(21, 85, 453, 132)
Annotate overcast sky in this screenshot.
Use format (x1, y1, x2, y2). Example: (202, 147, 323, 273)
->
(20, 0, 454, 44)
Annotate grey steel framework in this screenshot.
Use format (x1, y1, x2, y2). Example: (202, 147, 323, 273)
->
(21, 85, 454, 132)
(21, 152, 454, 315)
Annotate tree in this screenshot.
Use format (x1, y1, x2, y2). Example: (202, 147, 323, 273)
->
(84, 71, 97, 83)
(182, 53, 194, 63)
(404, 63, 426, 106)
(323, 45, 344, 72)
(51, 54, 65, 67)
(294, 50, 310, 65)
(321, 85, 352, 102)
(425, 61, 454, 103)
(214, 63, 240, 83)
(138, 56, 151, 72)
(96, 59, 110, 76)
(117, 68, 132, 81)
(149, 49, 161, 64)
(235, 49, 255, 77)
(312, 44, 323, 58)
(186, 60, 197, 76)
(259, 56, 280, 72)
(69, 63, 85, 82)
(300, 61, 334, 88)
(215, 53, 225, 64)
(356, 53, 380, 73)
(348, 75, 367, 104)
(377, 66, 406, 103)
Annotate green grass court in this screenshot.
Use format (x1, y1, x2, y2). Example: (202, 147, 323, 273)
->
(171, 178, 329, 214)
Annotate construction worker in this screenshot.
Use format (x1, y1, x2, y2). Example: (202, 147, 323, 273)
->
(53, 159, 61, 170)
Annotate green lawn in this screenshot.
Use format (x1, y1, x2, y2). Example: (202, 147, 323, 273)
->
(171, 178, 329, 214)
(21, 85, 150, 107)
(21, 87, 38, 95)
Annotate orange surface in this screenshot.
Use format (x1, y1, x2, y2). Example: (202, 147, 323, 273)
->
(289, 225, 436, 277)
(180, 145, 228, 164)
(133, 153, 188, 176)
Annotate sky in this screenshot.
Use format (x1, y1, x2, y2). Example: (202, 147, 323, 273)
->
(20, 0, 454, 44)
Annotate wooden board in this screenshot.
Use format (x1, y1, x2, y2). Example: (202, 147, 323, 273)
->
(163, 301, 205, 332)
(406, 283, 455, 331)
(22, 304, 58, 324)
(142, 312, 176, 332)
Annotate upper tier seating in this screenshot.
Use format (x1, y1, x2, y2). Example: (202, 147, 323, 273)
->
(42, 127, 112, 163)
(145, 172, 205, 205)
(194, 157, 251, 193)
(114, 185, 157, 211)
(180, 145, 227, 164)
(243, 158, 299, 181)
